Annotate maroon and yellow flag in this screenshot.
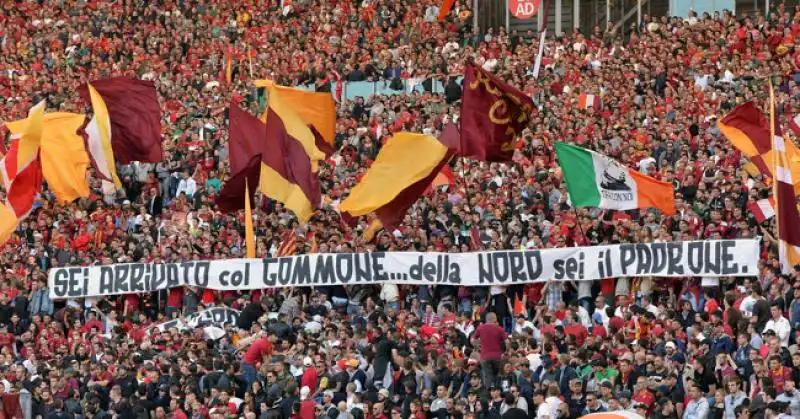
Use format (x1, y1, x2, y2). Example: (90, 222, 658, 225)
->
(77, 77, 163, 164)
(276, 231, 297, 257)
(255, 80, 337, 157)
(459, 64, 534, 162)
(340, 132, 453, 231)
(216, 96, 323, 223)
(768, 82, 800, 273)
(718, 101, 800, 193)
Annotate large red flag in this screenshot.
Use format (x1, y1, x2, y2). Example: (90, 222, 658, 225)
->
(78, 77, 163, 164)
(459, 64, 534, 162)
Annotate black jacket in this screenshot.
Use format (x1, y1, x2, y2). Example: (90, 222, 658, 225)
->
(237, 303, 265, 331)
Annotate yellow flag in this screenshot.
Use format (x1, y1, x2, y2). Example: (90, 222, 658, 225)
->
(363, 219, 383, 242)
(256, 80, 336, 147)
(742, 162, 761, 178)
(40, 113, 91, 203)
(85, 83, 122, 189)
(0, 205, 18, 245)
(245, 179, 255, 258)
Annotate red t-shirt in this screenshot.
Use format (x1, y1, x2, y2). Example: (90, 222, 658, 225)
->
(301, 367, 318, 393)
(769, 366, 792, 393)
(565, 323, 588, 346)
(82, 320, 104, 334)
(591, 324, 608, 338)
(298, 400, 316, 419)
(633, 389, 655, 407)
(167, 287, 183, 308)
(472, 323, 508, 361)
(244, 338, 273, 365)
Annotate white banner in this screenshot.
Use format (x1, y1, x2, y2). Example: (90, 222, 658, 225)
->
(148, 307, 240, 333)
(48, 239, 760, 299)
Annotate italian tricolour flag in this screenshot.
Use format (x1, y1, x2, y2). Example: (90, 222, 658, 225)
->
(554, 142, 676, 215)
(578, 92, 601, 109)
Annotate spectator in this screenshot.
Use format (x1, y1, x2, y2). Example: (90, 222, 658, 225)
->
(471, 312, 507, 388)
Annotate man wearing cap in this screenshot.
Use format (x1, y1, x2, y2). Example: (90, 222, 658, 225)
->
(592, 356, 618, 387)
(618, 353, 639, 393)
(298, 386, 315, 419)
(321, 390, 337, 417)
(598, 382, 614, 406)
(301, 357, 318, 394)
(346, 359, 366, 393)
(632, 376, 655, 416)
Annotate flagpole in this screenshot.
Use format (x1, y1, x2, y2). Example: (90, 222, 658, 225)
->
(768, 79, 780, 256)
(573, 206, 589, 244)
(247, 44, 254, 79)
(460, 156, 475, 209)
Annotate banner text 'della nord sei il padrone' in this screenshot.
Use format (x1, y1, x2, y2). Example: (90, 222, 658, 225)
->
(48, 239, 759, 299)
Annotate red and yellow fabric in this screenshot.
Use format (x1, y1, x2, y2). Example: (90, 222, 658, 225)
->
(340, 132, 453, 230)
(0, 101, 46, 244)
(217, 96, 323, 223)
(718, 101, 800, 195)
(80, 83, 121, 188)
(255, 80, 337, 157)
(769, 83, 800, 273)
(39, 113, 91, 203)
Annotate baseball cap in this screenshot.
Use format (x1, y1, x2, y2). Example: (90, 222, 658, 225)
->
(665, 342, 677, 350)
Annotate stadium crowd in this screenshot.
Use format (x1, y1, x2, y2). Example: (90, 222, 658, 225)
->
(2, 0, 800, 419)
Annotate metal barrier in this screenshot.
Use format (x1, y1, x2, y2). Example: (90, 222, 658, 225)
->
(292, 77, 463, 101)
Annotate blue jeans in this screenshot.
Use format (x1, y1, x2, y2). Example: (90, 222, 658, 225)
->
(243, 363, 258, 390)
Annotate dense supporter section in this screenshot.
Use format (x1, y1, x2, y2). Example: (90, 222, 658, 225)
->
(1, 2, 800, 419)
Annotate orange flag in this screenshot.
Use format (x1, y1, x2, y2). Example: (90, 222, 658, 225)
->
(438, 0, 455, 21)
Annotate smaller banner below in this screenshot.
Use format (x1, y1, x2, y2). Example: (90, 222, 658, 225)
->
(148, 307, 240, 333)
(510, 0, 540, 19)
